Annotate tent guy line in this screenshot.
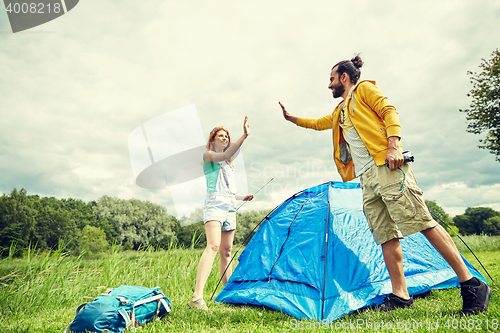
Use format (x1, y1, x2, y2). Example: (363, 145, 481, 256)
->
(430, 211, 493, 282)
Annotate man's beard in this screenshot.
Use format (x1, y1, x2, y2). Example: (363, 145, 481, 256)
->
(332, 81, 345, 99)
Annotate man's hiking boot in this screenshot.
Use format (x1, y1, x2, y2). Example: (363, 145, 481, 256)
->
(461, 277, 492, 315)
(374, 293, 413, 312)
(189, 298, 208, 311)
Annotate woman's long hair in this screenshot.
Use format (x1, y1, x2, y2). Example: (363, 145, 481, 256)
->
(206, 126, 234, 166)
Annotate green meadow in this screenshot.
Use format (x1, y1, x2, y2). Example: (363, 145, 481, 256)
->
(0, 235, 498, 333)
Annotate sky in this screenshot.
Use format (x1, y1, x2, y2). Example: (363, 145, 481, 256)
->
(1, 0, 499, 220)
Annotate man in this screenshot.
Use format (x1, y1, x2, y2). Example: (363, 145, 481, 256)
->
(279, 55, 491, 314)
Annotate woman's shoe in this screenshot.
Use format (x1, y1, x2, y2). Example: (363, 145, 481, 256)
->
(189, 298, 208, 311)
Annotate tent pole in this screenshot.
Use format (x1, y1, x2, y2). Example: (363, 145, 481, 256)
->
(321, 183, 331, 321)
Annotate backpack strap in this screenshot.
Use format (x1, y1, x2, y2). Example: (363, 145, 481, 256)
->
(160, 298, 171, 313)
(73, 302, 88, 316)
(133, 293, 166, 307)
(128, 293, 170, 327)
(118, 308, 133, 330)
(116, 296, 132, 305)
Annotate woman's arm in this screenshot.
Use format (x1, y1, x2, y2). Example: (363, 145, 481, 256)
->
(235, 193, 254, 201)
(203, 116, 250, 163)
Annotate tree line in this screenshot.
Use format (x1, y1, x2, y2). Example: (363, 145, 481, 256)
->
(453, 207, 500, 236)
(1, 188, 498, 257)
(0, 188, 270, 257)
(419, 200, 500, 237)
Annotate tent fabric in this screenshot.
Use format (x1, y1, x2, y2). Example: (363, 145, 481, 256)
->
(215, 181, 486, 322)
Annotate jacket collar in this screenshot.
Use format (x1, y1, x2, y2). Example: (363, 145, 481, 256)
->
(333, 80, 377, 112)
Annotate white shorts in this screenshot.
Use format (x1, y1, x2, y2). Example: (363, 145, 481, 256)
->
(203, 192, 237, 231)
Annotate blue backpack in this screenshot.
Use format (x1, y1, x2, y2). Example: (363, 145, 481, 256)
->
(65, 285, 172, 333)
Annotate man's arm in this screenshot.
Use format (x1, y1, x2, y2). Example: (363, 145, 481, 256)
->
(357, 83, 404, 170)
(359, 82, 401, 139)
(279, 101, 333, 130)
(385, 136, 404, 170)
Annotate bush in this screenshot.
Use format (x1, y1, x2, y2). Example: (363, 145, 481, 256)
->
(80, 225, 109, 254)
(483, 216, 500, 236)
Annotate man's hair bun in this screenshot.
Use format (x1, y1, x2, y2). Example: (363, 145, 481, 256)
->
(332, 53, 363, 84)
(351, 55, 363, 69)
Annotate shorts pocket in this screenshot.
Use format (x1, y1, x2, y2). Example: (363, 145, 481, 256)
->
(380, 182, 416, 223)
(407, 185, 433, 221)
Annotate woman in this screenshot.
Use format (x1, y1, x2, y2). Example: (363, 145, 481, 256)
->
(189, 116, 253, 310)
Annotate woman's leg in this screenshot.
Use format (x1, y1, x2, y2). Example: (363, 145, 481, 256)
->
(219, 229, 235, 286)
(192, 221, 221, 300)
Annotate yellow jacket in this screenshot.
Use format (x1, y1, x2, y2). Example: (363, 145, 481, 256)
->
(296, 80, 401, 182)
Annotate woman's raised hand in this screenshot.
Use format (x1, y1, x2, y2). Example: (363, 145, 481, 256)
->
(243, 116, 250, 137)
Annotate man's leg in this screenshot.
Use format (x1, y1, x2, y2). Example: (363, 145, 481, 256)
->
(420, 224, 472, 282)
(360, 165, 413, 310)
(375, 237, 415, 311)
(382, 238, 410, 300)
(421, 224, 491, 314)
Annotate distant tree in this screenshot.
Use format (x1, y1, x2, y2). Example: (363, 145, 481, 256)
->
(425, 200, 459, 235)
(453, 214, 473, 235)
(179, 207, 203, 226)
(482, 216, 500, 236)
(453, 207, 499, 235)
(93, 196, 177, 250)
(0, 189, 36, 253)
(0, 189, 106, 255)
(234, 209, 271, 245)
(154, 215, 181, 249)
(460, 49, 500, 161)
(79, 225, 109, 254)
(174, 221, 206, 249)
(173, 208, 271, 248)
(0, 189, 182, 256)
(61, 198, 97, 229)
(35, 196, 78, 250)
(177, 208, 206, 248)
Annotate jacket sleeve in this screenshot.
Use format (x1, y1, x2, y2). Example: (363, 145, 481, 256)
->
(296, 113, 333, 131)
(358, 82, 401, 138)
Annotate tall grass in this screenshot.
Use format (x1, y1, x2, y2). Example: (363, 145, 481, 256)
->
(452, 234, 500, 253)
(0, 241, 83, 316)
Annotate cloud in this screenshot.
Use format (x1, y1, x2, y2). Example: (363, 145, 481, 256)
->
(425, 182, 500, 216)
(0, 0, 499, 219)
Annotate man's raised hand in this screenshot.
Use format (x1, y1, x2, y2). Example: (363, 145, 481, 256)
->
(279, 101, 297, 124)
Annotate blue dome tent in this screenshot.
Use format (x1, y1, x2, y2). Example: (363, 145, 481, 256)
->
(215, 181, 486, 322)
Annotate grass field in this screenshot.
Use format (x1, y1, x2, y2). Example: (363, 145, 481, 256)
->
(0, 235, 498, 333)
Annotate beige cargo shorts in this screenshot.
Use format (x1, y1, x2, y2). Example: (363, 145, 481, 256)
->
(360, 163, 437, 245)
